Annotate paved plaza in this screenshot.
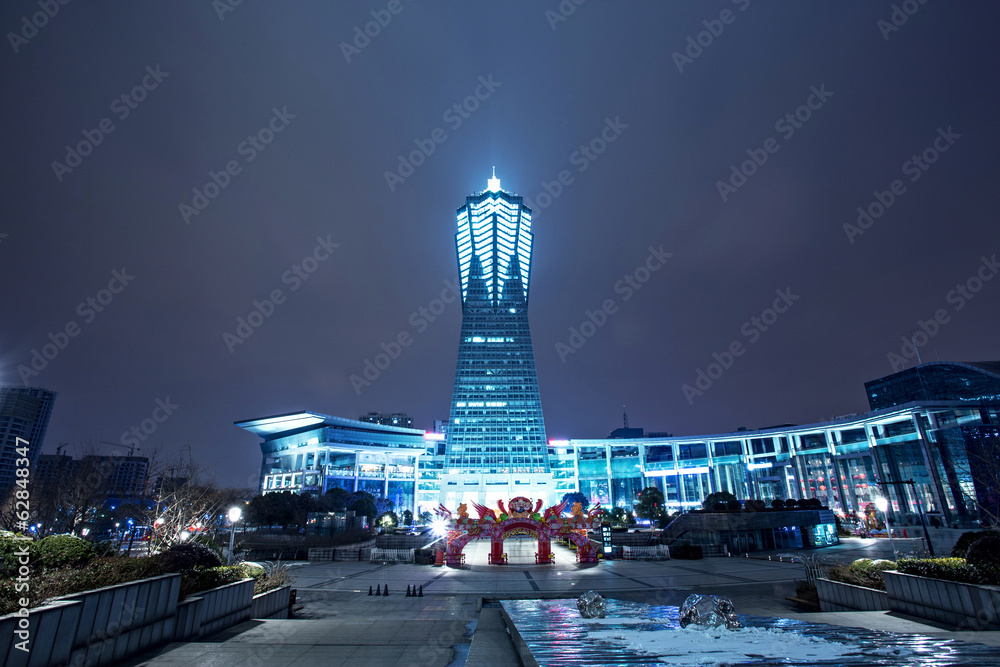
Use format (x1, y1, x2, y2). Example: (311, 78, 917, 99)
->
(122, 537, 1000, 666)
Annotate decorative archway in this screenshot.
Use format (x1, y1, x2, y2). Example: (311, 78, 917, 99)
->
(435, 496, 602, 566)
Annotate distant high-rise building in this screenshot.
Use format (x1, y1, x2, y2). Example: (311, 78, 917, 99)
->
(33, 452, 75, 488)
(359, 412, 414, 428)
(0, 386, 56, 490)
(35, 453, 149, 497)
(443, 172, 550, 504)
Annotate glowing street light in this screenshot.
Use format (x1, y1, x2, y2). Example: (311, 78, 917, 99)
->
(874, 496, 897, 560)
(430, 518, 448, 537)
(227, 506, 243, 565)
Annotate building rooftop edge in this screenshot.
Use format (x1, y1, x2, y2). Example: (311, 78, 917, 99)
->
(563, 400, 1000, 447)
(235, 410, 426, 438)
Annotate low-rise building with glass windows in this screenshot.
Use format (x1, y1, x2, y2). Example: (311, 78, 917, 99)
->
(559, 400, 998, 528)
(238, 363, 1000, 530)
(235, 412, 432, 515)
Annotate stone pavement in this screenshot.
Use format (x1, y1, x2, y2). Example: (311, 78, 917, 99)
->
(121, 538, 1000, 666)
(120, 592, 479, 666)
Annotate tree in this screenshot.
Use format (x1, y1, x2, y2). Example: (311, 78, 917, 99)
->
(703, 491, 739, 512)
(322, 487, 351, 512)
(377, 511, 399, 529)
(610, 507, 634, 528)
(634, 487, 665, 522)
(418, 510, 433, 525)
(403, 510, 413, 526)
(143, 456, 247, 553)
(375, 496, 395, 516)
(348, 491, 377, 522)
(560, 492, 588, 511)
(247, 492, 297, 529)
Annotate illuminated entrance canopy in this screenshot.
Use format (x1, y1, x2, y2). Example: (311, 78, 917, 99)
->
(435, 496, 602, 565)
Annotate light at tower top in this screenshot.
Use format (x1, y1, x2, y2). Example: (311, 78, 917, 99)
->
(487, 166, 501, 192)
(455, 169, 533, 306)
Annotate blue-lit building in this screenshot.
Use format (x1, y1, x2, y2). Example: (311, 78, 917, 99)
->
(865, 361, 1000, 410)
(239, 378, 1000, 530)
(233, 176, 998, 529)
(559, 400, 997, 529)
(236, 412, 430, 514)
(442, 172, 551, 505)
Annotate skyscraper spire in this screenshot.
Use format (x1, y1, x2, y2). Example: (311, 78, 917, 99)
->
(487, 166, 501, 192)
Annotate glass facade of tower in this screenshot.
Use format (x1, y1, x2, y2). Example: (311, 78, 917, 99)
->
(444, 177, 549, 474)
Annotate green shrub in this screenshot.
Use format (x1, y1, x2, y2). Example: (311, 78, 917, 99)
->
(0, 556, 168, 614)
(965, 535, 1000, 568)
(31, 535, 95, 570)
(950, 530, 1000, 557)
(0, 532, 32, 576)
(895, 557, 1000, 586)
(93, 540, 118, 557)
(179, 565, 249, 598)
(703, 491, 737, 512)
(238, 562, 266, 580)
(253, 561, 291, 595)
(189, 534, 224, 557)
(743, 499, 766, 513)
(826, 558, 897, 590)
(158, 543, 223, 572)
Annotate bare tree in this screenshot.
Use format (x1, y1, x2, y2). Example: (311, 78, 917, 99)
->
(144, 451, 249, 553)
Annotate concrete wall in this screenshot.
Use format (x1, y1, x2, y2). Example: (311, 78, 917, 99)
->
(0, 573, 181, 667)
(308, 539, 376, 562)
(173, 578, 255, 640)
(883, 571, 1000, 630)
(252, 585, 291, 620)
(816, 578, 889, 612)
(0, 575, 267, 667)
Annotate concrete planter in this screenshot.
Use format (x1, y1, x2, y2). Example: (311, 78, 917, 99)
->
(173, 578, 255, 640)
(816, 577, 889, 612)
(252, 585, 291, 620)
(1, 574, 264, 666)
(883, 570, 1000, 630)
(0, 573, 182, 667)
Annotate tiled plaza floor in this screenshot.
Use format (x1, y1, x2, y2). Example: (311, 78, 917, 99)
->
(121, 538, 1000, 665)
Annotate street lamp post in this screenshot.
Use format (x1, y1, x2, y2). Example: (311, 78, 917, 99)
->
(227, 507, 242, 565)
(880, 478, 935, 556)
(874, 496, 897, 560)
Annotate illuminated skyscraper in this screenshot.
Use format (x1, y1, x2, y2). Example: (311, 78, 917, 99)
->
(443, 172, 550, 504)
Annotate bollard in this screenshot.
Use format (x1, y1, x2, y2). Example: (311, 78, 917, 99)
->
(368, 586, 373, 596)
(418, 584, 423, 597)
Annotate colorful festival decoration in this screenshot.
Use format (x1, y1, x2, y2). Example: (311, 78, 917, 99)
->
(434, 496, 602, 565)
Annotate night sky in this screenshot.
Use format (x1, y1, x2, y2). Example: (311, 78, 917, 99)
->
(3, 2, 999, 488)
